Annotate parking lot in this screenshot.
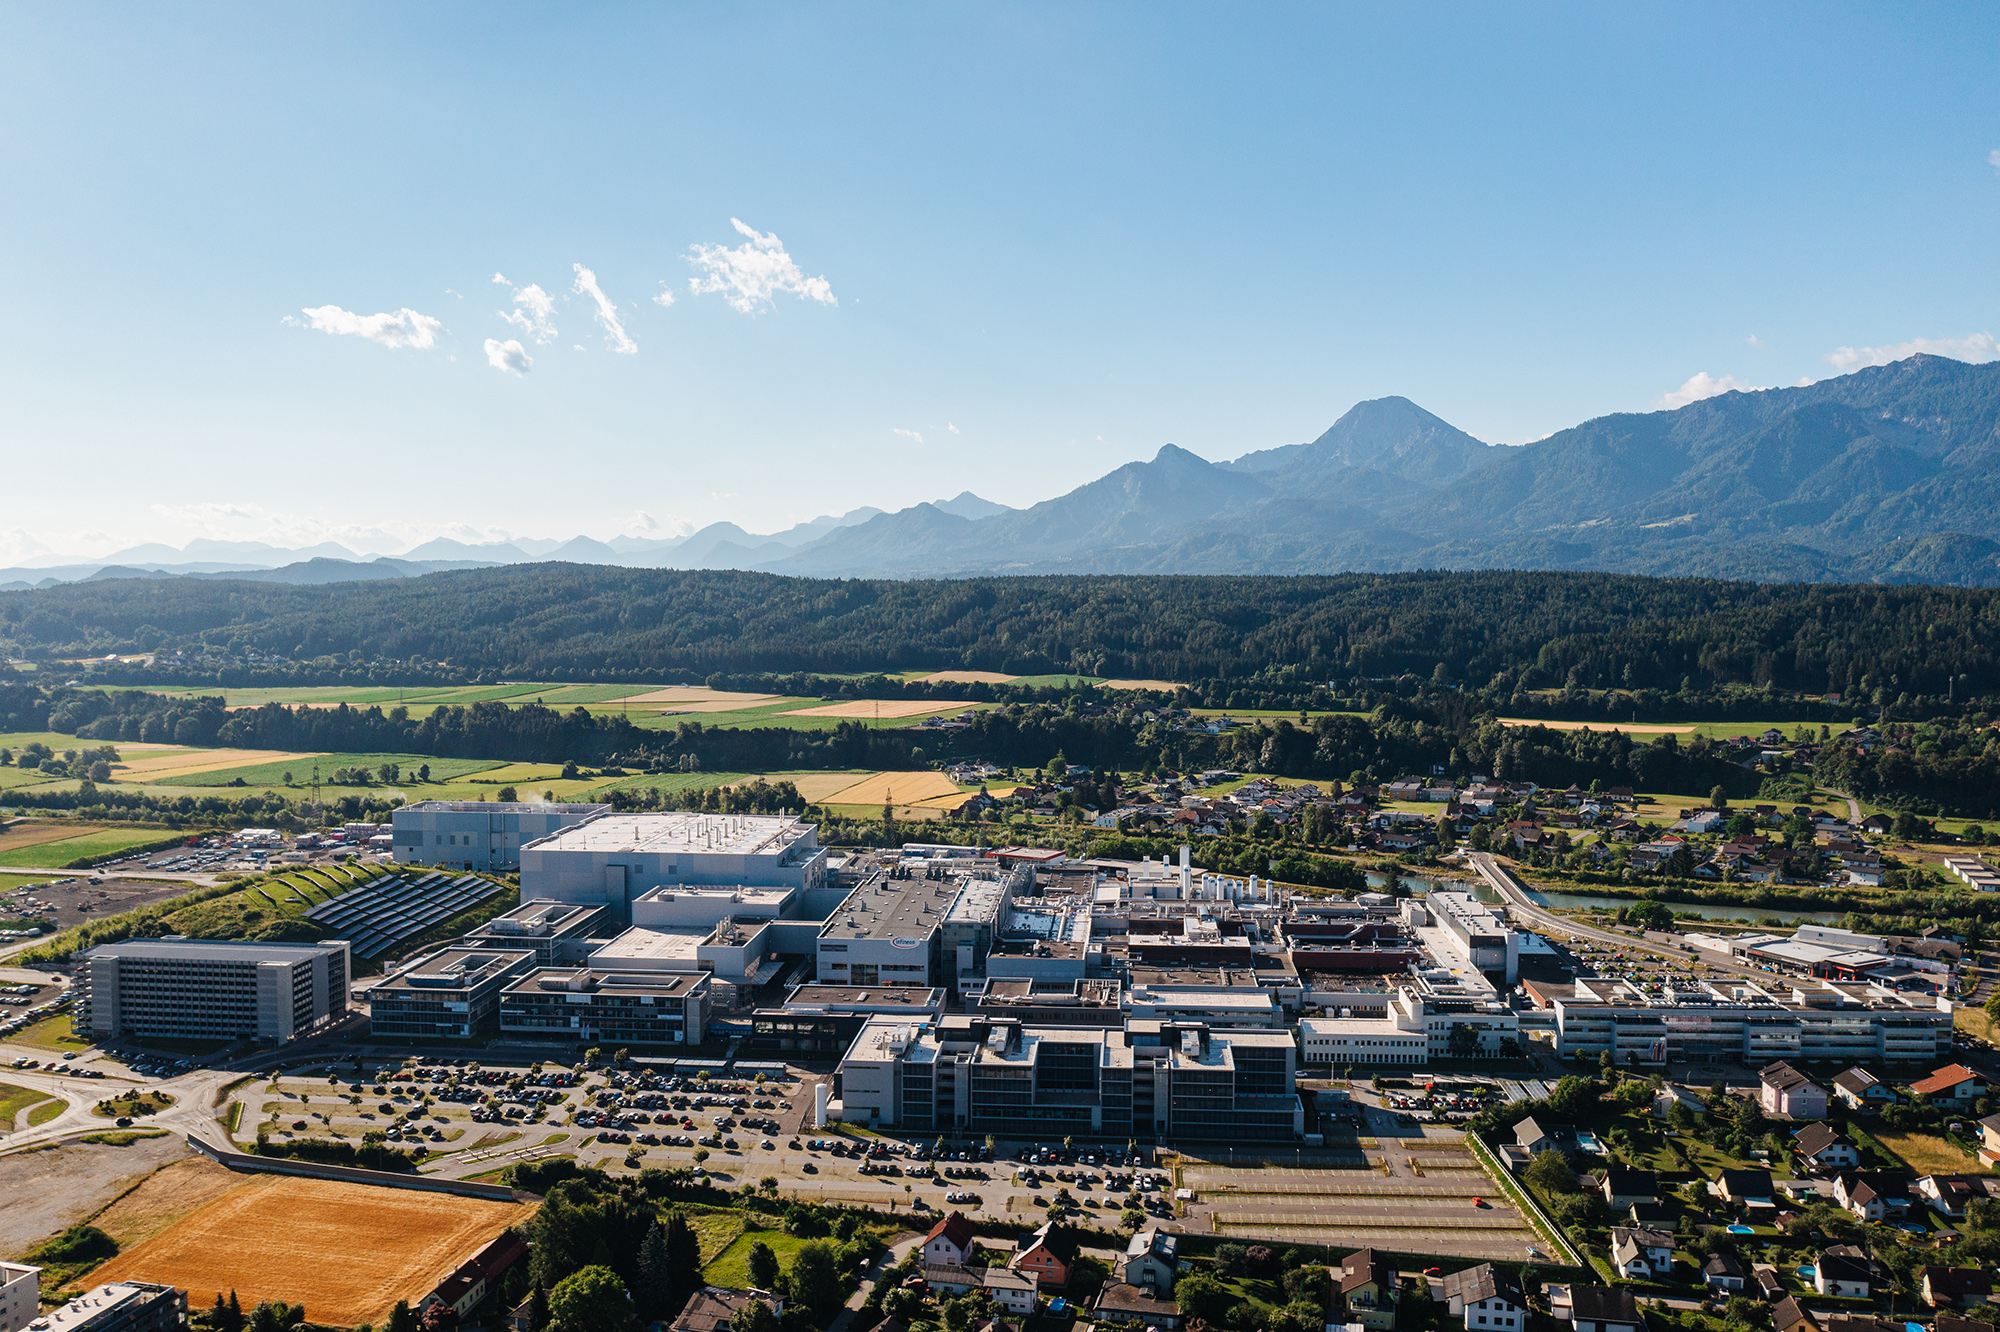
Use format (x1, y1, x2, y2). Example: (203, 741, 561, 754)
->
(0, 874, 194, 932)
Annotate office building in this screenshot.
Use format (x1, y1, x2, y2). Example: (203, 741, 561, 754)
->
(520, 813, 829, 924)
(1543, 976, 1954, 1064)
(498, 967, 709, 1045)
(393, 800, 610, 871)
(1, 1263, 37, 1332)
(748, 984, 946, 1055)
(832, 1014, 1302, 1140)
(25, 1283, 185, 1332)
(817, 870, 962, 988)
(78, 938, 350, 1043)
(1416, 892, 1523, 984)
(367, 948, 537, 1038)
(460, 900, 609, 965)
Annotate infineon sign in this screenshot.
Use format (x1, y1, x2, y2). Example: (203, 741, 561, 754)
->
(891, 936, 924, 949)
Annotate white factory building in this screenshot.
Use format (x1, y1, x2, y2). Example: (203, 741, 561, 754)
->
(1405, 891, 1522, 984)
(391, 800, 610, 871)
(519, 812, 829, 924)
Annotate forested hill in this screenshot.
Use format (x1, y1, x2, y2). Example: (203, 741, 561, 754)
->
(6, 566, 2000, 702)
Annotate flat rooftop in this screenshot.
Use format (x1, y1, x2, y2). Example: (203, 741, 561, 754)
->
(821, 874, 961, 941)
(84, 937, 348, 962)
(32, 1285, 176, 1332)
(528, 812, 815, 858)
(784, 985, 944, 1009)
(473, 899, 603, 936)
(505, 967, 706, 998)
(378, 948, 532, 993)
(590, 927, 708, 963)
(944, 877, 1009, 924)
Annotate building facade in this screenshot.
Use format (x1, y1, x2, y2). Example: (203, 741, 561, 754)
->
(460, 900, 609, 964)
(0, 1262, 37, 1332)
(78, 938, 350, 1043)
(368, 948, 537, 1039)
(1549, 977, 1953, 1065)
(498, 967, 710, 1045)
(28, 1283, 186, 1332)
(393, 801, 610, 871)
(520, 813, 828, 925)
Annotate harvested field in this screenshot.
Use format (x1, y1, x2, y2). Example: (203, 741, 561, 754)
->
(782, 699, 970, 719)
(112, 750, 324, 782)
(739, 771, 878, 803)
(917, 670, 1017, 684)
(90, 1173, 537, 1327)
(818, 770, 964, 805)
(1099, 678, 1180, 691)
(616, 687, 782, 708)
(89, 1155, 244, 1249)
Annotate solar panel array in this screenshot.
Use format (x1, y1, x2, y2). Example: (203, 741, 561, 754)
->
(304, 869, 507, 958)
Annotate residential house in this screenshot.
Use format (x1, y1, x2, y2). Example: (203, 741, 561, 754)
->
(1442, 1264, 1527, 1331)
(922, 1212, 978, 1266)
(1916, 1174, 1990, 1219)
(1771, 1296, 1820, 1332)
(1912, 1065, 1987, 1105)
(669, 1287, 785, 1332)
(1570, 1286, 1644, 1332)
(1833, 1067, 1897, 1112)
(1761, 1062, 1829, 1119)
(1514, 1116, 1553, 1155)
(1092, 1284, 1181, 1329)
(1752, 1266, 1784, 1300)
(1794, 1124, 1860, 1174)
(1822, 1320, 1903, 1332)
(1703, 1253, 1747, 1292)
(1835, 1172, 1910, 1222)
(982, 1269, 1037, 1318)
(1716, 1169, 1775, 1210)
(1608, 1227, 1673, 1278)
(1921, 1269, 1995, 1309)
(923, 1265, 987, 1297)
(1980, 1112, 2000, 1167)
(1815, 1247, 1872, 1298)
(1011, 1222, 1078, 1290)
(1600, 1167, 1658, 1209)
(420, 1233, 531, 1319)
(1336, 1248, 1396, 1330)
(1119, 1230, 1177, 1296)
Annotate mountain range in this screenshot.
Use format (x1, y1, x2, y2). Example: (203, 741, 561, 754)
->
(10, 354, 2000, 591)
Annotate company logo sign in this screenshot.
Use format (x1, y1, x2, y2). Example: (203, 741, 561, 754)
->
(891, 936, 924, 949)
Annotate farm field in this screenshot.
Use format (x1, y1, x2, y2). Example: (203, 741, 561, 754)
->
(88, 1172, 537, 1327)
(1498, 717, 1695, 735)
(816, 770, 963, 806)
(0, 827, 177, 869)
(1098, 678, 1180, 691)
(916, 670, 1017, 684)
(782, 699, 971, 719)
(158, 753, 503, 788)
(112, 749, 324, 782)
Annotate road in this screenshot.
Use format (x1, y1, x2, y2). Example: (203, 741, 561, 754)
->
(1464, 851, 1775, 984)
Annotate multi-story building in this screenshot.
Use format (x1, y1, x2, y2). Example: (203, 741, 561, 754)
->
(832, 1014, 1302, 1140)
(367, 948, 537, 1039)
(748, 984, 945, 1056)
(393, 800, 610, 871)
(520, 813, 829, 925)
(78, 938, 350, 1043)
(27, 1283, 185, 1332)
(1416, 892, 1522, 985)
(1300, 993, 1430, 1065)
(817, 870, 961, 989)
(1546, 976, 1953, 1065)
(459, 900, 609, 965)
(1, 1262, 38, 1332)
(498, 967, 710, 1045)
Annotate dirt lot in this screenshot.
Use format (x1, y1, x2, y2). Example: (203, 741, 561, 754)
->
(0, 1135, 192, 1259)
(91, 1172, 537, 1325)
(89, 1155, 245, 1248)
(0, 875, 193, 930)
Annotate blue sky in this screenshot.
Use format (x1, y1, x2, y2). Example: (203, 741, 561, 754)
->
(3, 4, 1997, 560)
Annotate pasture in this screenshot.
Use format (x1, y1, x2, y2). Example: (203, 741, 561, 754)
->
(0, 826, 179, 869)
(87, 1172, 537, 1327)
(782, 699, 971, 719)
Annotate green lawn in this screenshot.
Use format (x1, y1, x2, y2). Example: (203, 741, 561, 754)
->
(14, 1013, 91, 1051)
(702, 1225, 821, 1288)
(0, 1081, 50, 1128)
(159, 753, 504, 788)
(0, 869, 63, 890)
(593, 771, 755, 798)
(0, 828, 181, 868)
(27, 1096, 65, 1126)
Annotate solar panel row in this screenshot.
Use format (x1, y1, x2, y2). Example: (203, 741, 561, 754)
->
(305, 869, 506, 957)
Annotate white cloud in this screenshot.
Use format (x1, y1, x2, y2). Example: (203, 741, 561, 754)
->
(572, 264, 637, 354)
(947, 422, 960, 434)
(652, 285, 676, 308)
(294, 305, 443, 350)
(1746, 334, 1761, 347)
(1655, 372, 1766, 409)
(1825, 332, 1999, 371)
(484, 338, 532, 376)
(686, 218, 836, 314)
(892, 428, 924, 443)
(1990, 148, 2000, 172)
(491, 273, 558, 344)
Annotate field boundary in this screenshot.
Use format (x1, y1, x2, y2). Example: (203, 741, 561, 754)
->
(184, 1133, 539, 1203)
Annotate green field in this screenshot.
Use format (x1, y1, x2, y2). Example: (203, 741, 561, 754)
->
(593, 771, 755, 798)
(702, 1225, 822, 1288)
(0, 828, 179, 868)
(157, 753, 505, 789)
(14, 1012, 90, 1051)
(0, 766, 64, 791)
(0, 869, 64, 890)
(0, 1081, 49, 1129)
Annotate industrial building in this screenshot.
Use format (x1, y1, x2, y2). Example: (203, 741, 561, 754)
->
(460, 899, 609, 964)
(831, 1013, 1303, 1140)
(22, 1283, 185, 1332)
(816, 868, 964, 989)
(519, 813, 829, 924)
(77, 937, 351, 1043)
(747, 984, 946, 1055)
(392, 800, 610, 871)
(497, 967, 710, 1045)
(1, 1261, 37, 1332)
(367, 948, 538, 1038)
(1299, 994, 1430, 1065)
(1536, 976, 1954, 1064)
(1411, 891, 1522, 984)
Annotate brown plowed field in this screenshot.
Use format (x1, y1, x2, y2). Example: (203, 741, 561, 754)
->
(90, 1173, 536, 1326)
